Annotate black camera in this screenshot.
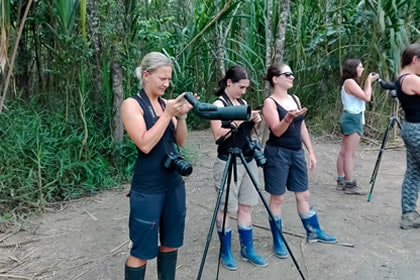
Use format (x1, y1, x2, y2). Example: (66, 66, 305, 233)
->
(162, 152, 193, 177)
(246, 138, 267, 167)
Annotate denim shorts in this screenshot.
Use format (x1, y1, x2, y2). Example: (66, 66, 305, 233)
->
(263, 145, 308, 195)
(128, 185, 186, 260)
(340, 111, 363, 136)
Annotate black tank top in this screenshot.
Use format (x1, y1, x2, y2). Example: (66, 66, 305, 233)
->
(130, 89, 183, 193)
(396, 74, 420, 123)
(216, 94, 254, 161)
(266, 95, 304, 150)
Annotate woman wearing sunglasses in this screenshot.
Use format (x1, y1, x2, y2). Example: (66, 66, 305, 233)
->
(262, 64, 336, 259)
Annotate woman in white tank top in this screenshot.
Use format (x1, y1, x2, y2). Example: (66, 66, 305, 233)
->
(335, 59, 378, 195)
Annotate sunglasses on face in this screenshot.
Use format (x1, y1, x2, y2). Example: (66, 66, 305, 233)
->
(279, 72, 294, 78)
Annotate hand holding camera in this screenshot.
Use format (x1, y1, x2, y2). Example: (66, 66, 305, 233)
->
(251, 110, 262, 124)
(368, 72, 380, 83)
(370, 73, 396, 90)
(166, 92, 197, 119)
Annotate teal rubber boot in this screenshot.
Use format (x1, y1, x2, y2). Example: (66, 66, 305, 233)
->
(217, 229, 238, 270)
(125, 263, 146, 280)
(300, 210, 337, 244)
(157, 251, 177, 280)
(238, 226, 268, 267)
(269, 218, 288, 258)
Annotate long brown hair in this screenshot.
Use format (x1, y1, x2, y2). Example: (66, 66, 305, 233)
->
(341, 58, 361, 85)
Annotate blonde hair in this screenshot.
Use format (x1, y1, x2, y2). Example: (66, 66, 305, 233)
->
(135, 52, 173, 86)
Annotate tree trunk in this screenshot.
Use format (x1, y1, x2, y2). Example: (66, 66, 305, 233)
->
(215, 23, 226, 79)
(87, 0, 103, 102)
(274, 0, 290, 65)
(111, 62, 124, 144)
(261, 0, 274, 147)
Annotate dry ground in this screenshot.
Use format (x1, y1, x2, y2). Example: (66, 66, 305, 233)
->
(1, 129, 419, 280)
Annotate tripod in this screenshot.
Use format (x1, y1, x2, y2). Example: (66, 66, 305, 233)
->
(196, 123, 305, 280)
(367, 90, 401, 202)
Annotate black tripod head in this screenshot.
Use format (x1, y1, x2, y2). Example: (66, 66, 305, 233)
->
(215, 120, 267, 167)
(372, 73, 397, 98)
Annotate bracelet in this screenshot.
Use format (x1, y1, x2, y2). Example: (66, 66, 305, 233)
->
(176, 114, 187, 120)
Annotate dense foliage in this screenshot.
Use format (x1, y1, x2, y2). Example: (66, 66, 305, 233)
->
(0, 0, 418, 226)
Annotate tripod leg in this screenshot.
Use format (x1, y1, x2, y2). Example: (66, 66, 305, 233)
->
(238, 153, 306, 280)
(196, 154, 234, 280)
(396, 118, 402, 130)
(368, 117, 395, 202)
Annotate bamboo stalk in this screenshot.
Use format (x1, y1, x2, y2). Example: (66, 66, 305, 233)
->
(0, 0, 34, 113)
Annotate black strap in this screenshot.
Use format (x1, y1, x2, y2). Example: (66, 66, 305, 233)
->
(219, 93, 245, 107)
(133, 90, 167, 122)
(398, 73, 410, 87)
(290, 94, 301, 109)
(268, 95, 300, 109)
(132, 90, 176, 152)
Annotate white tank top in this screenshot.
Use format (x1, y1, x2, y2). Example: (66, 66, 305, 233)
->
(341, 85, 365, 124)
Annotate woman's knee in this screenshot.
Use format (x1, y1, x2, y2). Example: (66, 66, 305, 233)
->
(237, 204, 252, 216)
(295, 191, 310, 203)
(126, 255, 147, 267)
(270, 195, 285, 206)
(159, 246, 177, 253)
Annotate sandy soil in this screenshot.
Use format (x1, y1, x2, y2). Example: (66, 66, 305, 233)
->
(1, 128, 418, 280)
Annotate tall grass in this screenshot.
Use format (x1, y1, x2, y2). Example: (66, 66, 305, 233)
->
(0, 97, 136, 227)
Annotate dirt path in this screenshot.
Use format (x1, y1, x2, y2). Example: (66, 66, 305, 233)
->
(1, 129, 418, 280)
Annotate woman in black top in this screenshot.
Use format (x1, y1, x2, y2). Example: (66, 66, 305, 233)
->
(262, 63, 336, 258)
(210, 65, 268, 270)
(120, 52, 194, 280)
(395, 43, 420, 230)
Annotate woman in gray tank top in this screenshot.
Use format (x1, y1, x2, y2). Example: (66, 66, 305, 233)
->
(395, 43, 420, 230)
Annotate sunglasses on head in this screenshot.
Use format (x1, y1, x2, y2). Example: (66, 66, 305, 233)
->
(279, 72, 294, 78)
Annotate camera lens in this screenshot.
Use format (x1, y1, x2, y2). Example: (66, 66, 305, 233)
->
(163, 152, 193, 176)
(246, 138, 267, 167)
(174, 159, 193, 177)
(253, 149, 267, 167)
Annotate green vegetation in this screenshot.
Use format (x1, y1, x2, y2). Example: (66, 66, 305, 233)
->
(0, 0, 418, 226)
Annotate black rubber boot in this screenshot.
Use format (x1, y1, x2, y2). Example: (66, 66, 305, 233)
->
(157, 251, 178, 280)
(125, 263, 146, 280)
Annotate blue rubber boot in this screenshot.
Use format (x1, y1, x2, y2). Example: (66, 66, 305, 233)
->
(125, 263, 146, 280)
(300, 209, 337, 244)
(238, 226, 268, 267)
(217, 229, 238, 270)
(269, 217, 288, 258)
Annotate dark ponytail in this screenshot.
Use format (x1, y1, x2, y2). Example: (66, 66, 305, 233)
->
(215, 65, 250, 96)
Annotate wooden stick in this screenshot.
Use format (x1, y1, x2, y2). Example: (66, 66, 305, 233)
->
(0, 274, 31, 279)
